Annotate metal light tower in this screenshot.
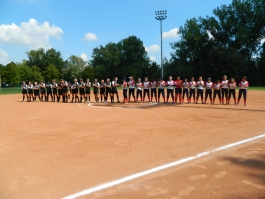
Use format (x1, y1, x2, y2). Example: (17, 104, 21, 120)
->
(155, 10, 167, 78)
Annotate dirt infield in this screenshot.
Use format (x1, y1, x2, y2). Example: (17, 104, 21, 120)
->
(0, 90, 265, 199)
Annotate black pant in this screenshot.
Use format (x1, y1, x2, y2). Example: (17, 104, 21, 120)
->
(151, 88, 157, 98)
(196, 89, 204, 100)
(189, 89, 196, 99)
(221, 88, 228, 99)
(182, 89, 188, 99)
(213, 90, 221, 99)
(228, 89, 236, 99)
(128, 88, 135, 100)
(238, 89, 247, 100)
(143, 89, 150, 100)
(158, 89, 165, 98)
(123, 89, 127, 99)
(205, 89, 212, 101)
(136, 89, 142, 99)
(167, 89, 174, 100)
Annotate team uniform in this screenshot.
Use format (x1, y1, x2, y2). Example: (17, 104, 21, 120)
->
(122, 81, 128, 104)
(33, 83, 40, 102)
(136, 81, 143, 102)
(21, 83, 28, 102)
(237, 80, 249, 106)
(99, 82, 106, 102)
(205, 81, 213, 103)
(71, 81, 79, 103)
(85, 81, 91, 103)
(189, 80, 196, 103)
(166, 80, 174, 103)
(174, 80, 183, 103)
(57, 82, 63, 102)
(221, 80, 229, 104)
(150, 81, 157, 102)
(105, 81, 112, 102)
(27, 83, 33, 102)
(52, 82, 58, 102)
(128, 79, 136, 102)
(196, 80, 205, 103)
(228, 82, 236, 104)
(182, 81, 189, 104)
(157, 80, 166, 103)
(62, 81, 68, 102)
(111, 80, 120, 103)
(45, 82, 53, 102)
(93, 81, 100, 103)
(213, 83, 221, 104)
(79, 81, 85, 102)
(143, 81, 150, 102)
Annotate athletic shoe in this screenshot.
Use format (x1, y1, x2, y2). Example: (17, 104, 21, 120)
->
(244, 104, 246, 106)
(236, 103, 239, 106)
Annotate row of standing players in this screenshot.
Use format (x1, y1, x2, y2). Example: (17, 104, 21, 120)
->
(21, 75, 249, 106)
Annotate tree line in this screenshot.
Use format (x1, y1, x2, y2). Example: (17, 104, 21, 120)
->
(0, 0, 264, 86)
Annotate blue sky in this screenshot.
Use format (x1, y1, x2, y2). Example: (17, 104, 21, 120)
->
(0, 0, 233, 65)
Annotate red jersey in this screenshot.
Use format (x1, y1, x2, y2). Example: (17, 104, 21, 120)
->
(122, 82, 128, 89)
(174, 80, 183, 88)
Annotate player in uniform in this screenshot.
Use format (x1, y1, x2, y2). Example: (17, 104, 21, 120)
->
(166, 76, 174, 103)
(85, 78, 91, 103)
(221, 75, 229, 104)
(67, 83, 72, 100)
(27, 81, 33, 102)
(45, 81, 52, 102)
(143, 77, 150, 102)
(189, 77, 196, 104)
(71, 78, 79, 103)
(204, 78, 213, 104)
(237, 76, 249, 106)
(181, 78, 189, 104)
(52, 80, 58, 102)
(228, 78, 236, 105)
(33, 81, 40, 102)
(62, 80, 68, 102)
(196, 76, 205, 104)
(92, 79, 100, 103)
(157, 78, 166, 103)
(136, 78, 143, 102)
(213, 80, 221, 104)
(57, 79, 64, 102)
(122, 78, 128, 104)
(79, 79, 85, 103)
(105, 78, 112, 103)
(39, 80, 46, 102)
(99, 79, 106, 103)
(111, 77, 120, 103)
(174, 76, 183, 104)
(21, 81, 28, 102)
(150, 78, 157, 103)
(128, 76, 136, 102)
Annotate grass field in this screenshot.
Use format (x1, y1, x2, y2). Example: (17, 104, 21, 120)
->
(0, 86, 264, 95)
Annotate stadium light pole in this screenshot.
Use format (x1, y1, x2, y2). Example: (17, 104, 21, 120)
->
(155, 10, 167, 78)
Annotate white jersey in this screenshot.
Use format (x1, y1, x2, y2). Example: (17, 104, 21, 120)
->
(182, 82, 189, 89)
(158, 81, 166, 89)
(229, 82, 236, 89)
(221, 80, 229, 89)
(205, 82, 213, 89)
(166, 80, 174, 89)
(136, 82, 143, 90)
(128, 80, 135, 89)
(21, 84, 27, 90)
(189, 81, 196, 89)
(143, 81, 150, 89)
(213, 83, 221, 90)
(238, 81, 249, 89)
(150, 81, 157, 88)
(197, 81, 205, 89)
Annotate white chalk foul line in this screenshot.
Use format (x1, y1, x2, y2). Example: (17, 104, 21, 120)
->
(62, 133, 265, 199)
(87, 102, 159, 109)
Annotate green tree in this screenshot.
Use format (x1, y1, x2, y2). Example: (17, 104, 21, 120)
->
(31, 65, 44, 82)
(82, 66, 95, 81)
(43, 64, 60, 81)
(5, 62, 20, 85)
(17, 63, 32, 82)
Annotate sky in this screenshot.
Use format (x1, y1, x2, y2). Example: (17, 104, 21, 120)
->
(0, 0, 233, 65)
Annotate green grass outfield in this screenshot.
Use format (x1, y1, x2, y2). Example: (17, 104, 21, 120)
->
(0, 86, 264, 95)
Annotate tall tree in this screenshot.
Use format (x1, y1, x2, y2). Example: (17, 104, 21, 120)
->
(5, 62, 20, 85)
(43, 64, 60, 81)
(31, 65, 44, 82)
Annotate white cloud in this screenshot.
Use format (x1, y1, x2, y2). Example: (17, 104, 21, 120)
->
(149, 56, 156, 61)
(162, 28, 179, 39)
(0, 18, 63, 49)
(83, 33, 97, 41)
(80, 53, 88, 61)
(0, 49, 9, 65)
(145, 44, 160, 53)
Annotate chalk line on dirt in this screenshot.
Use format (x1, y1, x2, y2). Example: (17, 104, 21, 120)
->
(85, 102, 159, 109)
(62, 133, 265, 199)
